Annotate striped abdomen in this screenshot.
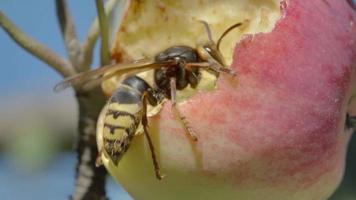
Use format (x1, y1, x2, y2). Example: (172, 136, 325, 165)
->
(102, 76, 151, 165)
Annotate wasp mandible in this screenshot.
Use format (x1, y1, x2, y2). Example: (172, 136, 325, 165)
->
(55, 21, 242, 180)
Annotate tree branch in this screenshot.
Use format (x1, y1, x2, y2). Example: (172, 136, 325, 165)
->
(56, 0, 86, 72)
(95, 0, 111, 66)
(72, 89, 108, 200)
(2, 4, 112, 200)
(0, 11, 75, 77)
(82, 0, 118, 67)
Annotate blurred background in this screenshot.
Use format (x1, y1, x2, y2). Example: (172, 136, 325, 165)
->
(0, 0, 130, 199)
(0, 1, 354, 200)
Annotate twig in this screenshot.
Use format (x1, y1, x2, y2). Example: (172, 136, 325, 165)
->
(95, 0, 111, 65)
(0, 11, 75, 77)
(72, 99, 108, 200)
(56, 0, 85, 72)
(83, 0, 118, 67)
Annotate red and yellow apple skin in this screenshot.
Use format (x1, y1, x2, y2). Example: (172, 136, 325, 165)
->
(104, 0, 356, 199)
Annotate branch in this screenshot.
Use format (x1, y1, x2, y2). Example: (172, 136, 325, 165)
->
(56, 0, 85, 72)
(95, 0, 111, 65)
(0, 11, 75, 77)
(72, 89, 108, 200)
(82, 0, 118, 67)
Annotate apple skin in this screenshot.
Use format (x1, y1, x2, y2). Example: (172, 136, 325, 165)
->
(107, 0, 356, 199)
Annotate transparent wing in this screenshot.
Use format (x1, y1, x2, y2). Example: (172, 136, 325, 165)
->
(54, 58, 174, 92)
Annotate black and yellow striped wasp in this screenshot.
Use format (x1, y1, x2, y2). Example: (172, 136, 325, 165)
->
(54, 21, 241, 180)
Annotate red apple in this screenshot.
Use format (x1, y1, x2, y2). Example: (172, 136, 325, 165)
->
(99, 0, 356, 199)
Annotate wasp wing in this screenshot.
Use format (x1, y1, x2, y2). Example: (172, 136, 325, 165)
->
(54, 58, 175, 92)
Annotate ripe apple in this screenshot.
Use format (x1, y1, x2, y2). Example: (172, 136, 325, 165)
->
(98, 0, 356, 199)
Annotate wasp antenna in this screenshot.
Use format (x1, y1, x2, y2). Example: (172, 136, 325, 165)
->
(199, 20, 214, 43)
(216, 22, 242, 52)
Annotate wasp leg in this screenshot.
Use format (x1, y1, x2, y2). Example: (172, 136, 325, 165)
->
(170, 78, 198, 141)
(95, 149, 103, 167)
(142, 92, 164, 180)
(185, 62, 236, 76)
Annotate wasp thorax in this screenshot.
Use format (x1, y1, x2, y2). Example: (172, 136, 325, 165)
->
(154, 46, 201, 97)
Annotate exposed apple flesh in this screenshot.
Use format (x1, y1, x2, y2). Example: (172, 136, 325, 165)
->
(98, 0, 356, 199)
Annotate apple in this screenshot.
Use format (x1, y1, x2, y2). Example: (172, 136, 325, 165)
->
(98, 0, 356, 199)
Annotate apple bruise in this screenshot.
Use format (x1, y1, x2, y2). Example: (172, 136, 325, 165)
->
(99, 0, 356, 200)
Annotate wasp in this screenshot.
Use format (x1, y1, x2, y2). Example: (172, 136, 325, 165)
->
(54, 21, 242, 180)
